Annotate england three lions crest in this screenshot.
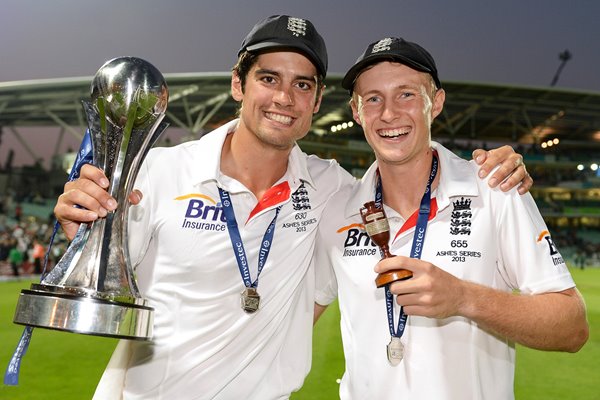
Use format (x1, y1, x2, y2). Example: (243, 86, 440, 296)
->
(450, 197, 472, 235)
(291, 183, 311, 211)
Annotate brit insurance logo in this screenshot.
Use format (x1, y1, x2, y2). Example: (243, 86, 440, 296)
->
(450, 197, 472, 235)
(337, 223, 378, 257)
(174, 193, 226, 232)
(537, 230, 566, 268)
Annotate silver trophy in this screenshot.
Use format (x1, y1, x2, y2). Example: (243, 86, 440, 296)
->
(12, 57, 169, 340)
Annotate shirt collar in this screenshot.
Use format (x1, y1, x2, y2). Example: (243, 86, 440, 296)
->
(430, 141, 479, 210)
(287, 142, 316, 191)
(344, 141, 479, 218)
(194, 119, 238, 185)
(193, 118, 315, 191)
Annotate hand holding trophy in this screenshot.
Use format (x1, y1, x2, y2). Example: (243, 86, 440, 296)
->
(12, 57, 169, 340)
(360, 201, 412, 287)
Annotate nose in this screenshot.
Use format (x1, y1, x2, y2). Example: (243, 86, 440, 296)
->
(380, 101, 398, 123)
(273, 86, 294, 106)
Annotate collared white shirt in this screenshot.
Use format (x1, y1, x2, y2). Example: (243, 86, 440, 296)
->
(95, 119, 354, 400)
(315, 141, 574, 400)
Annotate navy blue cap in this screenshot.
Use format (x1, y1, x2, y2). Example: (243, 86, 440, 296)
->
(239, 15, 328, 78)
(342, 37, 441, 92)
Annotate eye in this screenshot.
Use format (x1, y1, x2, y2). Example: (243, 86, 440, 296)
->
(296, 81, 313, 91)
(366, 96, 381, 103)
(260, 76, 277, 84)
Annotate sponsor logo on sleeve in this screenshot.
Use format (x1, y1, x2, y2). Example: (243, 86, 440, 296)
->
(537, 230, 566, 268)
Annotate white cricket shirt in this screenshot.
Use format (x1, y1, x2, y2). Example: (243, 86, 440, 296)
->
(95, 120, 354, 400)
(314, 142, 575, 400)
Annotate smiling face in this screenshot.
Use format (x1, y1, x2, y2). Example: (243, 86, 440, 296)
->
(231, 50, 323, 151)
(351, 61, 445, 168)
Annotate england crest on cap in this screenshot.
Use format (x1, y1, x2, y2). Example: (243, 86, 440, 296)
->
(287, 17, 307, 37)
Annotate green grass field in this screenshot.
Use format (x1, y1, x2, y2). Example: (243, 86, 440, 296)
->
(1, 268, 598, 400)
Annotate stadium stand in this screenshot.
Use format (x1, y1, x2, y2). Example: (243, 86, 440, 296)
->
(0, 74, 599, 273)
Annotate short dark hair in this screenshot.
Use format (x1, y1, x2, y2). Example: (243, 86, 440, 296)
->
(232, 51, 259, 93)
(232, 50, 325, 99)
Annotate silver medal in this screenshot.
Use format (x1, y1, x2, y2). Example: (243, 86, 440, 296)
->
(387, 336, 404, 365)
(241, 287, 260, 313)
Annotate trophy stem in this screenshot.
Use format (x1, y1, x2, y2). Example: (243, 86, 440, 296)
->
(97, 212, 115, 293)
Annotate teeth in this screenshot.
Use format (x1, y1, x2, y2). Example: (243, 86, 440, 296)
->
(266, 112, 293, 125)
(379, 128, 409, 138)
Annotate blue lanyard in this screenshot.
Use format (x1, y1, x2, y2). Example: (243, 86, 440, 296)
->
(4, 130, 94, 386)
(218, 188, 281, 289)
(376, 155, 438, 339)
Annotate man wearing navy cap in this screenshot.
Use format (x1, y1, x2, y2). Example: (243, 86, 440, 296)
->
(54, 17, 530, 399)
(314, 37, 589, 399)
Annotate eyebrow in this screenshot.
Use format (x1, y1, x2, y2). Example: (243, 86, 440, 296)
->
(392, 83, 420, 91)
(359, 83, 420, 95)
(254, 68, 316, 82)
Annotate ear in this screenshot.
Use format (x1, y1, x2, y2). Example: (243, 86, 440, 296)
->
(431, 88, 445, 120)
(231, 72, 243, 102)
(349, 97, 362, 126)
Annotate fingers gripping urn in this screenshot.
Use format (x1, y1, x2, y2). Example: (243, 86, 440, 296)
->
(12, 57, 169, 340)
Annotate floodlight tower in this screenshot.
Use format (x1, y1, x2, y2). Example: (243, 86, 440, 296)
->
(550, 50, 572, 87)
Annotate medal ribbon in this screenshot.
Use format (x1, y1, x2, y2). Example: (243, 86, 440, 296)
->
(218, 188, 281, 290)
(376, 155, 438, 339)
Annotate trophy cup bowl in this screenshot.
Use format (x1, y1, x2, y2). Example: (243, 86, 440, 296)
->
(12, 57, 169, 340)
(360, 201, 413, 288)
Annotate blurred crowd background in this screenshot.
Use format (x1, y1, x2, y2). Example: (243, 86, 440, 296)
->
(1, 138, 599, 279)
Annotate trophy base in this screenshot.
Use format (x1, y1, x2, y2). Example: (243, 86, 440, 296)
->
(375, 269, 413, 288)
(13, 284, 154, 340)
